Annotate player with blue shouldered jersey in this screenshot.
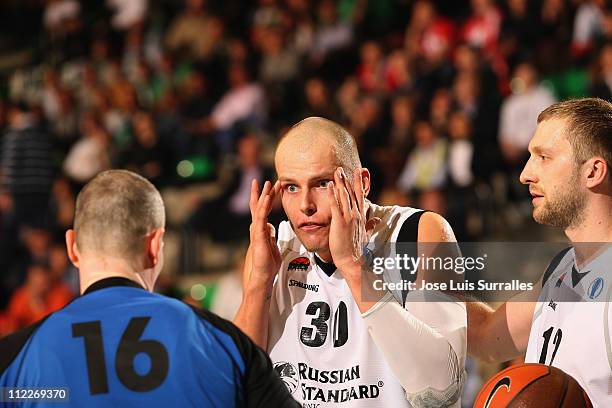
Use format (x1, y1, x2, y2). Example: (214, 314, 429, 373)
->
(467, 98, 612, 407)
(0, 169, 298, 408)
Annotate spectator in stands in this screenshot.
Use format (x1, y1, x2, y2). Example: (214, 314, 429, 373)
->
(590, 42, 612, 101)
(301, 77, 338, 120)
(357, 41, 385, 93)
(500, 0, 539, 68)
(379, 95, 414, 185)
(310, 0, 353, 65)
(106, 0, 148, 32)
(120, 111, 168, 186)
(183, 132, 276, 244)
(165, 0, 223, 61)
(204, 63, 266, 151)
(447, 111, 474, 189)
(0, 103, 55, 230)
(384, 50, 413, 93)
(405, 0, 455, 69)
(536, 0, 572, 76)
(63, 113, 111, 185)
(572, 0, 607, 58)
(0, 262, 61, 336)
(397, 120, 448, 194)
(259, 28, 300, 85)
(498, 62, 556, 167)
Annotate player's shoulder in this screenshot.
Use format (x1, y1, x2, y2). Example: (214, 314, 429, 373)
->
(542, 247, 573, 288)
(368, 202, 453, 243)
(0, 316, 49, 375)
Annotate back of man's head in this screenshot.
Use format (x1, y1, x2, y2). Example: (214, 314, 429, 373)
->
(74, 170, 165, 262)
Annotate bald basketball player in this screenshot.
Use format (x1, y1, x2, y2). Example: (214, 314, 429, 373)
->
(234, 118, 467, 407)
(467, 98, 612, 406)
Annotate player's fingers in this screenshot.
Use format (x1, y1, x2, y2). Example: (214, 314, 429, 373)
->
(354, 169, 365, 215)
(250, 178, 259, 217)
(342, 168, 359, 216)
(334, 167, 351, 218)
(269, 180, 281, 203)
(260, 181, 280, 217)
(255, 180, 271, 216)
(266, 223, 276, 243)
(365, 217, 381, 238)
(254, 195, 272, 233)
(327, 181, 342, 220)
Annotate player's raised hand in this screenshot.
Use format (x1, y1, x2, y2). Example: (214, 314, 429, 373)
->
(326, 167, 380, 276)
(247, 179, 282, 285)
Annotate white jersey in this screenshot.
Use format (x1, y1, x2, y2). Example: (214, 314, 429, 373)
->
(525, 245, 612, 407)
(268, 203, 420, 407)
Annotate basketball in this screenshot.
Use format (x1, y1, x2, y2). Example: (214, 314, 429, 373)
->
(473, 363, 592, 408)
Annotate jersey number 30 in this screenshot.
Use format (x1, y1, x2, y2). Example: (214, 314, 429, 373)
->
(300, 301, 348, 348)
(72, 317, 169, 394)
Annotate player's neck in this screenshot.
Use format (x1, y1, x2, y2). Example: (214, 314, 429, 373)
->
(78, 256, 149, 295)
(315, 249, 334, 264)
(564, 199, 612, 243)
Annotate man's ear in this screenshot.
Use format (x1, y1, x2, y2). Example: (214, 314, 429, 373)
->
(147, 228, 165, 268)
(65, 229, 80, 268)
(360, 168, 371, 197)
(584, 156, 609, 190)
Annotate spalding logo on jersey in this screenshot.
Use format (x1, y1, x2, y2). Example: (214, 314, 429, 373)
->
(288, 257, 310, 271)
(274, 361, 299, 394)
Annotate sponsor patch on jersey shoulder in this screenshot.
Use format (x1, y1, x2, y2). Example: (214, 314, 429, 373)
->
(588, 277, 604, 299)
(288, 256, 310, 271)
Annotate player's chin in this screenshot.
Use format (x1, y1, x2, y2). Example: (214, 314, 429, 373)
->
(298, 227, 329, 250)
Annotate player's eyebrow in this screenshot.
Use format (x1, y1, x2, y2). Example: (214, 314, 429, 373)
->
(278, 173, 335, 183)
(530, 145, 552, 155)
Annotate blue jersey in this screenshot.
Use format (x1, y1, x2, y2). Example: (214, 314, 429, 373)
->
(0, 277, 297, 407)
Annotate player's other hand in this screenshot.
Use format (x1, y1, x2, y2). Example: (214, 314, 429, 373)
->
(327, 168, 380, 277)
(248, 179, 282, 286)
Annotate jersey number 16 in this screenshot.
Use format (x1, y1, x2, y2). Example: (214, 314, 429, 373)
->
(72, 316, 169, 395)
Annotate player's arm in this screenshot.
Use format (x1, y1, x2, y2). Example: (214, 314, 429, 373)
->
(234, 180, 281, 350)
(327, 169, 466, 407)
(466, 288, 539, 363)
(360, 212, 467, 408)
(467, 245, 571, 363)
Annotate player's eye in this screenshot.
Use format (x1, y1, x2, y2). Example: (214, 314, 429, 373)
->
(317, 180, 331, 188)
(285, 184, 298, 193)
(540, 155, 547, 161)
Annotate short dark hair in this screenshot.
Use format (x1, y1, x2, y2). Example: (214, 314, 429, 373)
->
(538, 98, 612, 180)
(74, 170, 165, 261)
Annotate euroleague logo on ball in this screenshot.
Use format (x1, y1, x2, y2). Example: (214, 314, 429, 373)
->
(273, 361, 299, 394)
(288, 257, 310, 271)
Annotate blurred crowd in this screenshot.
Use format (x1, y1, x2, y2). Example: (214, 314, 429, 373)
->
(0, 0, 610, 349)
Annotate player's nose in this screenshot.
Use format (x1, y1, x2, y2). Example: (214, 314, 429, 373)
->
(519, 158, 536, 185)
(300, 190, 316, 216)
